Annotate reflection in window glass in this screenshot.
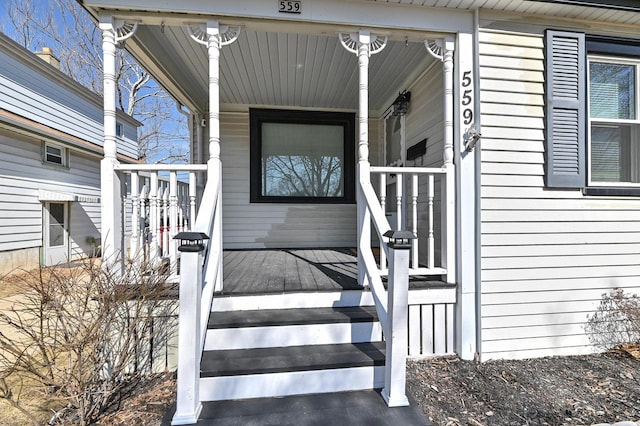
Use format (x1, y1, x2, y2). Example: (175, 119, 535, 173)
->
(261, 122, 344, 197)
(48, 203, 65, 247)
(591, 125, 632, 182)
(46, 145, 64, 165)
(590, 62, 635, 120)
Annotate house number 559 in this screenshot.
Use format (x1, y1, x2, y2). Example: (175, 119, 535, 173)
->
(461, 71, 473, 125)
(279, 0, 301, 13)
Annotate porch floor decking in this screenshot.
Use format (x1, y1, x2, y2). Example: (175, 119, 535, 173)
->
(219, 248, 449, 295)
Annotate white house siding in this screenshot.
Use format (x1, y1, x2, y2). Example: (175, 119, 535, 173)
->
(0, 35, 138, 159)
(0, 129, 102, 275)
(220, 111, 358, 249)
(479, 29, 640, 360)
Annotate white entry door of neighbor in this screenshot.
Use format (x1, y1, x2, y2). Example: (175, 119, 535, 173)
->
(44, 201, 69, 266)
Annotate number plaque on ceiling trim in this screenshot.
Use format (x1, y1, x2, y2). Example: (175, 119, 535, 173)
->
(279, 0, 301, 13)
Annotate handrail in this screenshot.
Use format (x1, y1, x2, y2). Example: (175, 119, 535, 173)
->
(361, 181, 391, 257)
(192, 166, 221, 352)
(115, 164, 208, 172)
(370, 166, 446, 174)
(359, 180, 392, 334)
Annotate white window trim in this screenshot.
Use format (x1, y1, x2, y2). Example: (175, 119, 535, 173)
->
(587, 54, 640, 187)
(43, 142, 69, 168)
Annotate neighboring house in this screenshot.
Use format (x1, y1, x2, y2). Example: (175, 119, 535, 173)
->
(77, 1, 640, 423)
(0, 33, 139, 276)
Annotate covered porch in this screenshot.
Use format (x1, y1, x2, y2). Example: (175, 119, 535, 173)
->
(80, 1, 479, 424)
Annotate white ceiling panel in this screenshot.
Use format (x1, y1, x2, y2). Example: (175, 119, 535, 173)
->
(137, 27, 436, 113)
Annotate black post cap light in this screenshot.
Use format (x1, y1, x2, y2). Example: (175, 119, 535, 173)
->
(174, 232, 209, 252)
(384, 230, 416, 249)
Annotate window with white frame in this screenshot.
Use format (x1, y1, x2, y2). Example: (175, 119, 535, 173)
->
(44, 143, 67, 167)
(588, 57, 640, 185)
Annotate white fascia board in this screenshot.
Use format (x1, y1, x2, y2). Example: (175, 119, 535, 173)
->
(83, 0, 474, 34)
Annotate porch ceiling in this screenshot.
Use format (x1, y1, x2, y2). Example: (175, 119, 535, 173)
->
(131, 25, 435, 114)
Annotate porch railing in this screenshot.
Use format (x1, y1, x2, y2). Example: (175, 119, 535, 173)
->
(370, 166, 449, 277)
(115, 164, 207, 275)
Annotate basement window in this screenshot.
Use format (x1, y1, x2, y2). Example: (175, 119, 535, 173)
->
(250, 109, 355, 203)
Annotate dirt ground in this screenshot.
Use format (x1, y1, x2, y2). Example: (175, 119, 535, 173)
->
(407, 345, 640, 426)
(95, 346, 640, 426)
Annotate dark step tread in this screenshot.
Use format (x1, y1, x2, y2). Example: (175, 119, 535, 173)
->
(208, 306, 379, 329)
(201, 342, 385, 377)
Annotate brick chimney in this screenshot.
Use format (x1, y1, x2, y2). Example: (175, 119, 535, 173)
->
(35, 47, 60, 70)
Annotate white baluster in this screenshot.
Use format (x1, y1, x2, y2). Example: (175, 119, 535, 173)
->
(169, 171, 178, 269)
(149, 172, 159, 262)
(130, 172, 139, 262)
(428, 174, 435, 270)
(140, 183, 148, 263)
(189, 172, 197, 231)
(411, 174, 418, 269)
(162, 186, 169, 257)
(395, 173, 402, 231)
(379, 173, 387, 271)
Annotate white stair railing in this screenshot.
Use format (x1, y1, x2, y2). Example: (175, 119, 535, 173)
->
(172, 161, 223, 424)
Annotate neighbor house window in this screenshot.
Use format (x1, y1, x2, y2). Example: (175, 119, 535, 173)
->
(588, 58, 640, 185)
(44, 143, 67, 167)
(116, 122, 124, 137)
(250, 109, 355, 203)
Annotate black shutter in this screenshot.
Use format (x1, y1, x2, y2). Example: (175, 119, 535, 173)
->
(544, 30, 586, 188)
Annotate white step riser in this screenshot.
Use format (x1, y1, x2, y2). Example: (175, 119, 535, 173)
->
(205, 322, 383, 351)
(199, 366, 385, 402)
(212, 290, 375, 312)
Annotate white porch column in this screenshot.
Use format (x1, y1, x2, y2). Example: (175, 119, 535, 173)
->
(188, 21, 239, 288)
(339, 31, 386, 286)
(455, 31, 478, 361)
(99, 16, 137, 267)
(426, 34, 477, 361)
(442, 37, 456, 286)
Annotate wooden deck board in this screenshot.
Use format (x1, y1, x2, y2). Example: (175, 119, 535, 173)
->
(219, 249, 449, 295)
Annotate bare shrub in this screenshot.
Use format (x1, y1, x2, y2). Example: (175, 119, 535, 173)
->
(0, 258, 177, 425)
(585, 288, 640, 351)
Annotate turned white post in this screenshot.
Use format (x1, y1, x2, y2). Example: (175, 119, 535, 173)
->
(381, 230, 413, 407)
(99, 16, 122, 267)
(442, 37, 456, 285)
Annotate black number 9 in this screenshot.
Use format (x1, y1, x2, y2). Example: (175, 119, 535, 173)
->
(463, 109, 473, 125)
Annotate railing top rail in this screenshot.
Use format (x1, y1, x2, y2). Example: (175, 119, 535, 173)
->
(115, 164, 208, 172)
(370, 166, 447, 175)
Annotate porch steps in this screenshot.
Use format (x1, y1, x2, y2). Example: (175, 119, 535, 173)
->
(200, 301, 386, 401)
(205, 306, 383, 350)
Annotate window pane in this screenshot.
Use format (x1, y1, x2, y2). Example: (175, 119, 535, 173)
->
(46, 145, 63, 164)
(589, 62, 635, 120)
(261, 122, 344, 197)
(48, 203, 65, 247)
(591, 124, 634, 182)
